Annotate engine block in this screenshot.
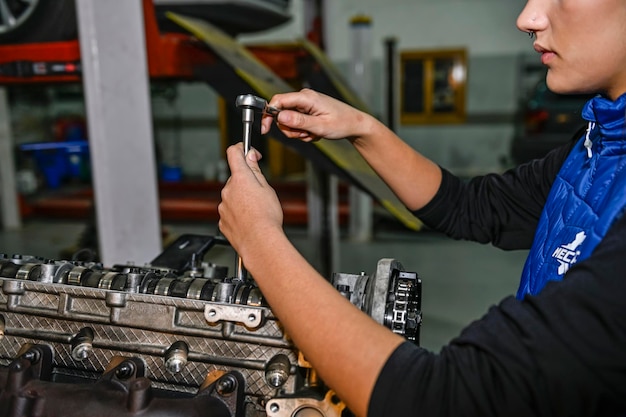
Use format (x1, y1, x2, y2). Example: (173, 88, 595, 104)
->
(0, 234, 421, 417)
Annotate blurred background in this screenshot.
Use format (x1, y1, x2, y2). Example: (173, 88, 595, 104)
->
(0, 0, 586, 352)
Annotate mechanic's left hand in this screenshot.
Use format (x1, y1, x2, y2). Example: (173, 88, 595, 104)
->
(218, 143, 284, 259)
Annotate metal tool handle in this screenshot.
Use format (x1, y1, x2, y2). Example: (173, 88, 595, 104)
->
(241, 107, 253, 156)
(233, 94, 279, 281)
(234, 95, 258, 281)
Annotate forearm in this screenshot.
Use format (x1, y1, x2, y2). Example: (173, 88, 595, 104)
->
(240, 228, 404, 417)
(266, 90, 443, 211)
(351, 116, 442, 211)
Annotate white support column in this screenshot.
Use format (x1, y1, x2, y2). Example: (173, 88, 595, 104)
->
(348, 15, 374, 242)
(76, 0, 161, 265)
(0, 87, 21, 230)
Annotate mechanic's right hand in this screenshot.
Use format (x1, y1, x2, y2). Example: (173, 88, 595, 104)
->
(261, 88, 375, 143)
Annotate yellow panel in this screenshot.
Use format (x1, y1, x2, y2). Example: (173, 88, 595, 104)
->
(166, 13, 422, 231)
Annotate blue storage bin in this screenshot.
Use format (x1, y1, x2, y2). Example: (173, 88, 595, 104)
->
(20, 141, 90, 189)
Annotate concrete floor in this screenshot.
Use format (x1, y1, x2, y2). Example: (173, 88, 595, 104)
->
(0, 219, 529, 352)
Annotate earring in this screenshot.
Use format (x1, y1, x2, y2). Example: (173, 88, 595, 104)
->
(528, 31, 535, 39)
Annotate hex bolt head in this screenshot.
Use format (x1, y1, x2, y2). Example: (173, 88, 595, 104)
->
(71, 343, 92, 361)
(164, 341, 188, 374)
(71, 327, 94, 361)
(115, 362, 135, 380)
(165, 356, 186, 374)
(216, 374, 237, 395)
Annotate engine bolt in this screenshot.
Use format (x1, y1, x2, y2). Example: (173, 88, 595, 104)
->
(164, 341, 188, 374)
(71, 327, 94, 361)
(115, 362, 135, 380)
(265, 354, 291, 388)
(216, 374, 237, 395)
(21, 349, 40, 363)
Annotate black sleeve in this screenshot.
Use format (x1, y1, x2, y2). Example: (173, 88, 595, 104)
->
(413, 135, 580, 250)
(368, 212, 626, 417)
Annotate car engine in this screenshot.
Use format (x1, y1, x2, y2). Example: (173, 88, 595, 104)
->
(0, 234, 421, 417)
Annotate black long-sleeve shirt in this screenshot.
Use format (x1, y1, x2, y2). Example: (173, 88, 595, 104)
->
(368, 135, 626, 417)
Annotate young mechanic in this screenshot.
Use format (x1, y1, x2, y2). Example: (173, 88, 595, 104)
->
(218, 0, 626, 415)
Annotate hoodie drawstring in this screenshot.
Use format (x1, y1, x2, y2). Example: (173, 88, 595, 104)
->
(584, 121, 595, 158)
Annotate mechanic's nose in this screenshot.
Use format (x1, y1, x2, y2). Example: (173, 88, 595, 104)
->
(516, 0, 547, 35)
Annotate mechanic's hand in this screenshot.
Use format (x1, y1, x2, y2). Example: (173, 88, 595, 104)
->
(218, 143, 284, 258)
(261, 88, 374, 142)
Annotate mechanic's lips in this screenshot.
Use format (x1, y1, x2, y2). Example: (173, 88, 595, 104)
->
(541, 51, 556, 65)
(534, 43, 555, 65)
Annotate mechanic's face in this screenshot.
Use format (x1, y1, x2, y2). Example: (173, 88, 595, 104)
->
(517, 0, 626, 100)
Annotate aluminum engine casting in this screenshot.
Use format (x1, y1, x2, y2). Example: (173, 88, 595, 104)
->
(0, 234, 421, 417)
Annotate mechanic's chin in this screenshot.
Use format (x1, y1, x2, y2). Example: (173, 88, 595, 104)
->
(545, 70, 592, 96)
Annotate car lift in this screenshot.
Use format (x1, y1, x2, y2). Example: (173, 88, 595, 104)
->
(0, 0, 351, 274)
(0, 0, 419, 275)
(0, 10, 349, 215)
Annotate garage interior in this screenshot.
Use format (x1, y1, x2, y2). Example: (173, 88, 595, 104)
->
(0, 0, 544, 415)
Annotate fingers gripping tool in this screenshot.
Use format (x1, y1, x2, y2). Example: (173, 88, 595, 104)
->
(232, 94, 279, 280)
(235, 94, 279, 155)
